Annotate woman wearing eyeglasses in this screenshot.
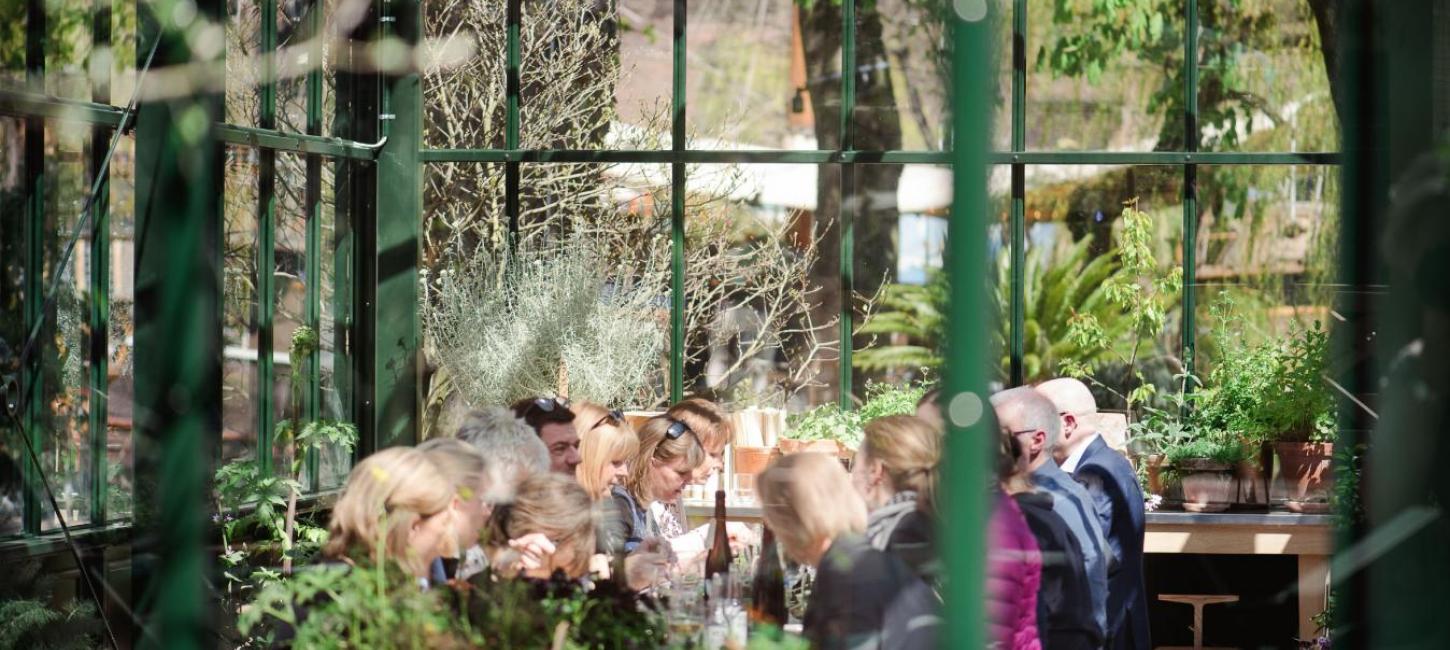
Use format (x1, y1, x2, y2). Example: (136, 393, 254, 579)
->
(574, 402, 638, 500)
(608, 415, 704, 556)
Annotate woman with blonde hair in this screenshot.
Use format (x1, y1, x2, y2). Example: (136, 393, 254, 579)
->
(573, 403, 639, 500)
(322, 447, 459, 580)
(418, 437, 494, 581)
(759, 453, 938, 650)
(851, 415, 942, 583)
(486, 472, 597, 580)
(653, 397, 756, 566)
(609, 415, 704, 555)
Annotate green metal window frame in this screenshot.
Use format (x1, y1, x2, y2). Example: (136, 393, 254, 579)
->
(0, 0, 389, 542)
(1, 0, 1346, 541)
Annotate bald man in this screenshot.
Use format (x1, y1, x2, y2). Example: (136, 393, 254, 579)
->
(1038, 378, 1149, 650)
(991, 387, 1110, 643)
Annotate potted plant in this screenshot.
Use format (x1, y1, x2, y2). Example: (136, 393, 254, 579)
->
(1258, 324, 1337, 512)
(1164, 436, 1252, 513)
(781, 406, 859, 458)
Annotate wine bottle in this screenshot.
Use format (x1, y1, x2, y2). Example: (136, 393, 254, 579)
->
(705, 489, 732, 580)
(749, 526, 787, 626)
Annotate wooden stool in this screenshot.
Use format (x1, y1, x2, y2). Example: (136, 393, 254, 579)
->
(1156, 594, 1240, 650)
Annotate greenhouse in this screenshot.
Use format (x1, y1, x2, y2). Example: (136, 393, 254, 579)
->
(0, 0, 1446, 647)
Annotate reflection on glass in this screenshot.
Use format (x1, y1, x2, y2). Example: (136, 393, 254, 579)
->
(1193, 166, 1339, 371)
(1, 118, 28, 535)
(41, 123, 93, 530)
(106, 134, 136, 520)
(318, 161, 349, 489)
(689, 2, 825, 151)
(227, 0, 264, 128)
(682, 163, 839, 412)
(44, 0, 92, 101)
(422, 0, 503, 150)
(223, 147, 261, 464)
(852, 1, 949, 152)
(1027, 2, 1182, 151)
(1021, 165, 1183, 410)
(274, 152, 309, 475)
(850, 164, 952, 396)
(1198, 0, 1339, 152)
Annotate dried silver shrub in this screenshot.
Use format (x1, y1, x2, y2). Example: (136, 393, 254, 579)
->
(421, 237, 666, 409)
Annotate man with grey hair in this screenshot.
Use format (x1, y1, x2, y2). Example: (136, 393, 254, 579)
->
(1038, 378, 1149, 650)
(991, 386, 1111, 643)
(454, 407, 551, 504)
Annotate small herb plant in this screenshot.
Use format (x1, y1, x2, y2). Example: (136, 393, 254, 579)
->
(1132, 372, 1248, 470)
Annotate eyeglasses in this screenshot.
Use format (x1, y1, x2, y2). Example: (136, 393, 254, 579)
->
(1003, 428, 1040, 437)
(664, 418, 693, 440)
(590, 409, 625, 431)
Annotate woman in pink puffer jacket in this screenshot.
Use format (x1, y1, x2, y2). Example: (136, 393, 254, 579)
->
(988, 424, 1044, 649)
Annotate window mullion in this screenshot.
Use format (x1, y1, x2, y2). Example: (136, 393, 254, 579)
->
(88, 0, 114, 525)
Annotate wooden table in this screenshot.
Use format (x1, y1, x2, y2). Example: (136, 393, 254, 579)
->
(687, 504, 1333, 641)
(1145, 511, 1332, 641)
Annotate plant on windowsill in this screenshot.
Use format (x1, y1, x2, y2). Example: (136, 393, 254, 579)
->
(780, 380, 932, 458)
(1134, 374, 1250, 513)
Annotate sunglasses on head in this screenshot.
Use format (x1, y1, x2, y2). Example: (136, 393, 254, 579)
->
(530, 396, 569, 413)
(664, 418, 693, 440)
(590, 409, 625, 431)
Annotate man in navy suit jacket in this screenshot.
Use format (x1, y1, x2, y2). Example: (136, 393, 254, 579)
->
(1039, 378, 1151, 650)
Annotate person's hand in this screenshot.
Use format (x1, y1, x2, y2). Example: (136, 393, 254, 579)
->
(725, 522, 756, 552)
(624, 549, 670, 592)
(508, 533, 556, 572)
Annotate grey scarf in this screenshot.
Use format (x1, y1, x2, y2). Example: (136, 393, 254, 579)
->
(865, 490, 919, 551)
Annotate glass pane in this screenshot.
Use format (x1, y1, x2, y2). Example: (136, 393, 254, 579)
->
(993, 0, 1012, 152)
(1024, 165, 1184, 411)
(0, 116, 27, 536)
(227, 0, 264, 127)
(1193, 165, 1340, 367)
(850, 164, 952, 395)
(317, 157, 348, 489)
(1198, 0, 1340, 152)
(852, 0, 951, 151)
(1026, 1, 1184, 151)
(40, 122, 93, 530)
(45, 0, 92, 101)
(277, 0, 314, 134)
(682, 162, 840, 412)
(422, 0, 502, 150)
(106, 133, 135, 521)
(109, 0, 139, 105)
(517, 0, 672, 150)
(688, 2, 834, 151)
(222, 146, 261, 464)
(274, 152, 308, 474)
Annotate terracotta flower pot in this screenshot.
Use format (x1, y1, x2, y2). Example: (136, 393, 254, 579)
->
(733, 445, 779, 476)
(1142, 453, 1166, 496)
(777, 439, 842, 456)
(1234, 444, 1272, 508)
(1176, 459, 1235, 513)
(1274, 442, 1334, 513)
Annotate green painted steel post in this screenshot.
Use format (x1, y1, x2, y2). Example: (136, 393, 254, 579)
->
(371, 0, 423, 448)
(943, 2, 993, 648)
(1180, 0, 1199, 380)
(669, 0, 685, 402)
(837, 0, 856, 409)
(88, 0, 113, 524)
(303, 0, 325, 486)
(257, 0, 279, 473)
(21, 0, 45, 536)
(505, 0, 521, 247)
(131, 0, 225, 643)
(1008, 0, 1025, 387)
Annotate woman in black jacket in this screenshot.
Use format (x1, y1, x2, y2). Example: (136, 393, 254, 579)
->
(1014, 489, 1103, 649)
